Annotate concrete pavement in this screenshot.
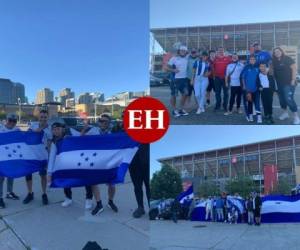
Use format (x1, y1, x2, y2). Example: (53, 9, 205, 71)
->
(151, 86, 300, 125)
(150, 220, 300, 250)
(0, 174, 149, 250)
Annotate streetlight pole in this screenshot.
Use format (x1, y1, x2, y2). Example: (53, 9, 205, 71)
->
(111, 96, 114, 118)
(17, 97, 21, 124)
(94, 102, 97, 123)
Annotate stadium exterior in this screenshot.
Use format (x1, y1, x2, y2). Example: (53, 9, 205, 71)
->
(151, 20, 300, 72)
(158, 135, 300, 193)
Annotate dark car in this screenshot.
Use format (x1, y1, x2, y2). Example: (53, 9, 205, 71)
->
(150, 75, 164, 87)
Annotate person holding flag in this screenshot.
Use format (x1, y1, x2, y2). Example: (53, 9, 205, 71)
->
(0, 113, 20, 209)
(23, 109, 52, 206)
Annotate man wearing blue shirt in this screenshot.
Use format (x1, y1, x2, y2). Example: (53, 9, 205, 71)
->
(251, 42, 272, 67)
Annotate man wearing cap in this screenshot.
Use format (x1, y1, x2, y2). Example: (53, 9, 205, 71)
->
(0, 113, 20, 208)
(213, 47, 232, 112)
(167, 45, 190, 117)
(251, 42, 272, 67)
(80, 114, 119, 216)
(23, 109, 52, 206)
(186, 48, 198, 103)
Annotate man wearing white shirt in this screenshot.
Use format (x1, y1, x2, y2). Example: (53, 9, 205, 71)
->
(0, 113, 20, 209)
(167, 45, 190, 118)
(23, 110, 52, 205)
(225, 54, 245, 115)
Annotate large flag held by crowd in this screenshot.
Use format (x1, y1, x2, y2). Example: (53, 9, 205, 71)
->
(50, 132, 139, 188)
(0, 131, 48, 178)
(176, 184, 194, 205)
(191, 194, 300, 223)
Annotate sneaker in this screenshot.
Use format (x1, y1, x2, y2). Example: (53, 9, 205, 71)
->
(85, 199, 93, 210)
(206, 99, 210, 105)
(246, 116, 250, 122)
(249, 114, 254, 122)
(108, 200, 118, 213)
(201, 108, 205, 113)
(91, 202, 104, 216)
(172, 110, 181, 118)
(0, 198, 5, 209)
(6, 192, 20, 200)
(23, 192, 34, 204)
(224, 111, 232, 116)
(42, 194, 48, 205)
(257, 115, 262, 124)
(61, 198, 72, 207)
(196, 108, 202, 114)
(237, 108, 243, 114)
(293, 116, 300, 125)
(179, 109, 189, 116)
(279, 112, 289, 121)
(133, 207, 145, 218)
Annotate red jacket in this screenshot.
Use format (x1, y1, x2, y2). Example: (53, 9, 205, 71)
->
(213, 56, 232, 79)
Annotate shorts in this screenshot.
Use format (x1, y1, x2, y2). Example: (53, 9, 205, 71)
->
(254, 209, 261, 217)
(207, 78, 215, 92)
(170, 78, 189, 96)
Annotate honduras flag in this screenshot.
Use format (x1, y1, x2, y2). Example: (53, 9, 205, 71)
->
(50, 132, 139, 188)
(0, 131, 48, 178)
(176, 185, 194, 205)
(261, 194, 300, 223)
(227, 196, 245, 214)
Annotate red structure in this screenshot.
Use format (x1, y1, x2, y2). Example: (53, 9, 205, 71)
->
(264, 164, 278, 194)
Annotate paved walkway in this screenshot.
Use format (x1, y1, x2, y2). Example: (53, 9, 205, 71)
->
(0, 174, 149, 250)
(150, 220, 300, 250)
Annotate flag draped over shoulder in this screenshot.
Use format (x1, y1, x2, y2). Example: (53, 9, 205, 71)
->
(0, 131, 48, 178)
(50, 132, 139, 188)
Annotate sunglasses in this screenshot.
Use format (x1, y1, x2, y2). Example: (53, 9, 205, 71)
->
(99, 120, 109, 123)
(8, 119, 17, 123)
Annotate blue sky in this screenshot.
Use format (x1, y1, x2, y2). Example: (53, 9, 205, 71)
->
(150, 0, 300, 28)
(0, 0, 149, 102)
(151, 126, 300, 177)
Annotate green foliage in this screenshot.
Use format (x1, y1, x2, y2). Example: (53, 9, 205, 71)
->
(225, 177, 258, 197)
(150, 164, 182, 200)
(270, 177, 293, 195)
(197, 181, 219, 198)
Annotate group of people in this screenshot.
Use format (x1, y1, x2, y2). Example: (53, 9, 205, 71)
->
(166, 42, 300, 124)
(204, 192, 262, 226)
(0, 110, 150, 219)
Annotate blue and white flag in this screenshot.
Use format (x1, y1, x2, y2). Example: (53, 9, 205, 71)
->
(261, 194, 300, 223)
(176, 185, 194, 204)
(227, 196, 245, 214)
(0, 131, 48, 178)
(50, 132, 139, 188)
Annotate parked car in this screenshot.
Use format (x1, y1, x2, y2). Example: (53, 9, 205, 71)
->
(150, 75, 164, 87)
(296, 74, 300, 84)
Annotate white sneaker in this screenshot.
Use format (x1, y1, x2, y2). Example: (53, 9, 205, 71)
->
(196, 108, 202, 114)
(249, 114, 254, 122)
(279, 112, 289, 121)
(61, 198, 72, 207)
(85, 199, 93, 210)
(224, 111, 232, 116)
(293, 116, 300, 125)
(201, 108, 205, 113)
(257, 115, 262, 124)
(180, 109, 189, 116)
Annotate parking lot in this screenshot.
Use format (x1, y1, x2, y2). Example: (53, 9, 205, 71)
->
(150, 220, 300, 250)
(151, 86, 300, 125)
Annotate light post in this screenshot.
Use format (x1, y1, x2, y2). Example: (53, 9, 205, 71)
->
(17, 97, 21, 124)
(94, 101, 97, 123)
(111, 96, 115, 118)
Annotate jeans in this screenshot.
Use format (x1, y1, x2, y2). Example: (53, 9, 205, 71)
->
(0, 177, 14, 198)
(205, 207, 213, 220)
(248, 211, 254, 224)
(214, 77, 229, 111)
(243, 90, 261, 116)
(216, 208, 224, 221)
(194, 76, 209, 110)
(229, 86, 242, 112)
(277, 84, 298, 112)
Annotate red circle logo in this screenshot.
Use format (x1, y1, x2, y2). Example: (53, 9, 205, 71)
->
(123, 97, 170, 143)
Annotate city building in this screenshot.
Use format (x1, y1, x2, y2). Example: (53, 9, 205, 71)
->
(158, 135, 300, 193)
(35, 88, 54, 104)
(151, 20, 300, 72)
(78, 92, 93, 104)
(0, 78, 26, 104)
(59, 88, 75, 107)
(65, 98, 76, 109)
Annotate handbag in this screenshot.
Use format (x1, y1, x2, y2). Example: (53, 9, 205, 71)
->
(228, 63, 238, 85)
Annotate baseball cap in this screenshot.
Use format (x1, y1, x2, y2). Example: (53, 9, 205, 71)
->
(6, 113, 18, 120)
(179, 45, 188, 51)
(252, 41, 260, 47)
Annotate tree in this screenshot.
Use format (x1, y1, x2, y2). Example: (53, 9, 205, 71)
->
(197, 181, 219, 198)
(151, 164, 182, 200)
(225, 177, 258, 197)
(270, 177, 293, 195)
